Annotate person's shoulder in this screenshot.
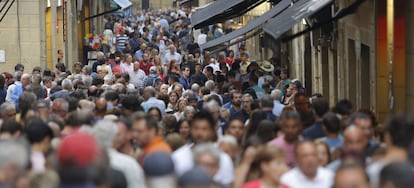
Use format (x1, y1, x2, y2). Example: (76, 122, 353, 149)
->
(281, 167, 300, 180)
(242, 179, 261, 188)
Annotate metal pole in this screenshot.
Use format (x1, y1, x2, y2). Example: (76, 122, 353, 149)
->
(51, 0, 58, 70)
(387, 0, 394, 112)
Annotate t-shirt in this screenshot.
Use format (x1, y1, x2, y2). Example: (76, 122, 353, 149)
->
(302, 121, 325, 140)
(116, 34, 129, 51)
(268, 135, 296, 167)
(243, 179, 290, 188)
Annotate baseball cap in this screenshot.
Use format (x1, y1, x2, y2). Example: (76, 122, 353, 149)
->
(178, 166, 214, 186)
(57, 133, 100, 168)
(143, 152, 175, 177)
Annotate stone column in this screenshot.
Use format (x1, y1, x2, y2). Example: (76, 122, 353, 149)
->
(405, 0, 414, 113)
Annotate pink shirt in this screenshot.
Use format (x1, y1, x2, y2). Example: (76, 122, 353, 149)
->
(268, 135, 296, 167)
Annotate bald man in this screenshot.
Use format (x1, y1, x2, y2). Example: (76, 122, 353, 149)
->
(95, 98, 108, 121)
(326, 126, 368, 171)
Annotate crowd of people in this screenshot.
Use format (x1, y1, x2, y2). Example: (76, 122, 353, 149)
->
(0, 7, 413, 188)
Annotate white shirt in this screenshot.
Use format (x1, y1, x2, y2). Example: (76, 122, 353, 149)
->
(129, 69, 146, 89)
(163, 52, 182, 66)
(5, 82, 18, 104)
(31, 151, 46, 173)
(172, 144, 234, 185)
(281, 167, 334, 188)
(121, 62, 134, 73)
(204, 63, 220, 73)
(197, 34, 207, 45)
(108, 148, 146, 188)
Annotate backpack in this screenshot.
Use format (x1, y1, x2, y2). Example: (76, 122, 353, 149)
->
(144, 75, 159, 87)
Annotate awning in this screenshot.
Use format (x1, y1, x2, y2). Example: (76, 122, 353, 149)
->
(191, 0, 267, 29)
(263, 0, 333, 40)
(113, 0, 132, 10)
(200, 0, 292, 51)
(179, 0, 194, 6)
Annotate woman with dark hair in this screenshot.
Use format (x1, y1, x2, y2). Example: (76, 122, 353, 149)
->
(256, 120, 276, 144)
(148, 107, 162, 122)
(225, 50, 235, 66)
(244, 110, 268, 142)
(176, 119, 191, 143)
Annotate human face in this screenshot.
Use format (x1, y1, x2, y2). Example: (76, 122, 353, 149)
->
(344, 129, 368, 152)
(294, 95, 310, 114)
(242, 97, 252, 112)
(178, 100, 187, 112)
(133, 62, 140, 71)
(354, 118, 373, 140)
(149, 109, 161, 122)
(126, 55, 133, 63)
(334, 168, 370, 188)
(189, 100, 198, 109)
(262, 157, 289, 184)
(115, 122, 130, 149)
(296, 142, 319, 179)
(195, 64, 202, 73)
(184, 109, 195, 121)
(281, 119, 301, 143)
(196, 153, 219, 178)
(280, 72, 288, 80)
(175, 86, 183, 97)
(169, 93, 178, 104)
(316, 143, 329, 167)
(132, 119, 152, 148)
(241, 54, 247, 62)
(74, 64, 82, 73)
(226, 120, 244, 142)
(184, 68, 191, 77)
(232, 93, 242, 106)
(179, 121, 190, 140)
(160, 85, 169, 94)
(191, 119, 214, 143)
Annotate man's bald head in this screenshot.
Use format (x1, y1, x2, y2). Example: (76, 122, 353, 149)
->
(95, 98, 107, 113)
(343, 126, 368, 153)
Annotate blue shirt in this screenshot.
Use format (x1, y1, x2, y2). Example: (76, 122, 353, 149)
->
(179, 76, 190, 90)
(141, 97, 166, 115)
(250, 85, 266, 99)
(135, 50, 144, 60)
(273, 100, 285, 117)
(302, 121, 325, 140)
(320, 137, 343, 149)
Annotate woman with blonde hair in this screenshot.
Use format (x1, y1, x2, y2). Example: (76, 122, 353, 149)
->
(174, 98, 188, 120)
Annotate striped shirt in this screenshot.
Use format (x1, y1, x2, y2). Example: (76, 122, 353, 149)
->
(116, 34, 129, 51)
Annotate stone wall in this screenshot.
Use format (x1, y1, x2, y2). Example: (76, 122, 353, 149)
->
(0, 0, 43, 73)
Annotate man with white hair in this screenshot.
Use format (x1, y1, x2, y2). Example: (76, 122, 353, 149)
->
(50, 79, 72, 101)
(271, 89, 285, 117)
(93, 120, 146, 188)
(163, 45, 181, 66)
(218, 135, 239, 163)
(9, 73, 30, 106)
(0, 140, 28, 187)
(92, 51, 105, 73)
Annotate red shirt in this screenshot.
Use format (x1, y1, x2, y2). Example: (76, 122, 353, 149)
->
(140, 61, 153, 75)
(243, 179, 290, 188)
